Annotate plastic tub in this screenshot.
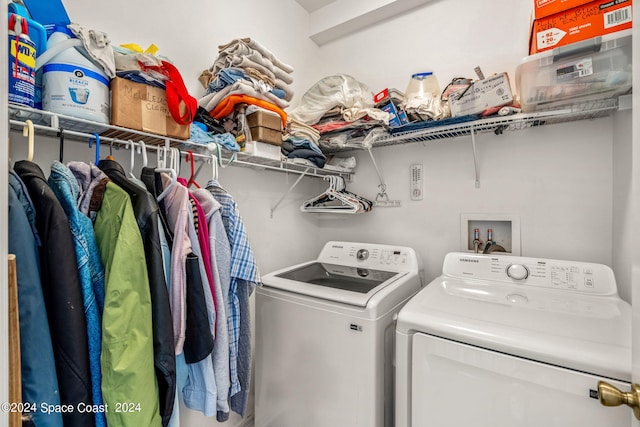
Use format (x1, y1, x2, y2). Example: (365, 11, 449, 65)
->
(516, 29, 632, 112)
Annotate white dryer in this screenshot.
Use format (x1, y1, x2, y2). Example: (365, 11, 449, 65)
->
(396, 252, 632, 427)
(256, 241, 423, 427)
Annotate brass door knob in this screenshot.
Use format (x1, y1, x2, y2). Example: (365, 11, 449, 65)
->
(597, 381, 640, 420)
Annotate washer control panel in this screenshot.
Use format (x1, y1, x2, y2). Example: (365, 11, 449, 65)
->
(318, 241, 421, 272)
(442, 252, 618, 295)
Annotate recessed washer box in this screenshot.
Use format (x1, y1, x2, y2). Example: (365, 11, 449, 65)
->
(460, 213, 521, 255)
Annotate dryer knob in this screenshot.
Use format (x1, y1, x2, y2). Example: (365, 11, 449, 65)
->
(506, 264, 529, 280)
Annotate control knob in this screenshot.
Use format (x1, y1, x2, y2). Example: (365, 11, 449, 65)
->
(356, 249, 369, 261)
(506, 264, 529, 280)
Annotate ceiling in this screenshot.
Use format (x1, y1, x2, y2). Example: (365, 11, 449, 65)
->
(295, 0, 335, 13)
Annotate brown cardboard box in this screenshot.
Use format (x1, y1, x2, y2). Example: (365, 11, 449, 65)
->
(110, 77, 190, 140)
(249, 126, 283, 146)
(247, 110, 283, 145)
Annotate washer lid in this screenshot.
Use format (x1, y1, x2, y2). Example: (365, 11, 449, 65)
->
(397, 276, 631, 381)
(263, 261, 407, 307)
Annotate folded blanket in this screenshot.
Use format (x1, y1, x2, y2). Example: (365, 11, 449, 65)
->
(281, 141, 326, 168)
(198, 80, 289, 112)
(214, 54, 294, 86)
(218, 37, 294, 74)
(209, 94, 287, 127)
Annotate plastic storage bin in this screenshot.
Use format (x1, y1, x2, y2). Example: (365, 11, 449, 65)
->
(516, 29, 632, 112)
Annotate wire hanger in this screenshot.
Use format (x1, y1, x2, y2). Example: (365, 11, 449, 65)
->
(22, 119, 34, 162)
(106, 140, 115, 160)
(128, 140, 136, 177)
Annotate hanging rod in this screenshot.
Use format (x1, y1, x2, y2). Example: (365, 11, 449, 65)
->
(8, 117, 353, 181)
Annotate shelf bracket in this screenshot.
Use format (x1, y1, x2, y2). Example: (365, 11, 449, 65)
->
(367, 147, 401, 207)
(471, 126, 480, 188)
(270, 167, 311, 218)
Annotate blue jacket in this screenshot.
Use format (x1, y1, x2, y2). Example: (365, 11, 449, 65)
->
(48, 161, 107, 427)
(8, 171, 63, 427)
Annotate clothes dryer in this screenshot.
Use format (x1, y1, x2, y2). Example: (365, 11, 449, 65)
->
(396, 252, 632, 427)
(256, 241, 423, 427)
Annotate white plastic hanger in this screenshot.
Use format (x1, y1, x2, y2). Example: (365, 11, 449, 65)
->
(300, 175, 361, 213)
(22, 119, 34, 161)
(156, 146, 179, 201)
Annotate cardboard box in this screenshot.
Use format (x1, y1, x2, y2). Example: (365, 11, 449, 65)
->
(247, 109, 281, 130)
(249, 126, 283, 146)
(534, 0, 593, 19)
(530, 0, 633, 54)
(448, 73, 514, 117)
(244, 140, 282, 160)
(247, 110, 283, 145)
(110, 77, 190, 140)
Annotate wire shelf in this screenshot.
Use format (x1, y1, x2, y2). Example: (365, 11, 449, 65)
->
(7, 103, 353, 181)
(324, 98, 621, 152)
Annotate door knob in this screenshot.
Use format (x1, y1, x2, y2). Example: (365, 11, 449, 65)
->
(597, 381, 640, 420)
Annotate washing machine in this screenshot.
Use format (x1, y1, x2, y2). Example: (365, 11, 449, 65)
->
(396, 252, 632, 427)
(255, 241, 423, 427)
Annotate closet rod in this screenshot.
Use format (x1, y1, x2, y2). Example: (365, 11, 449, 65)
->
(8, 119, 352, 180)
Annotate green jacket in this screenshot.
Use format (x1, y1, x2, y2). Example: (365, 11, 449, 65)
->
(94, 182, 161, 426)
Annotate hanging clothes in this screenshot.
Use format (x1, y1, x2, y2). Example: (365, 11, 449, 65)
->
(8, 170, 63, 427)
(192, 187, 232, 420)
(68, 161, 161, 427)
(98, 159, 176, 427)
(206, 179, 261, 418)
(48, 161, 107, 427)
(160, 173, 218, 416)
(13, 160, 95, 427)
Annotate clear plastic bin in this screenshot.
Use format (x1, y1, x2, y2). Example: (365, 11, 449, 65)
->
(516, 29, 632, 112)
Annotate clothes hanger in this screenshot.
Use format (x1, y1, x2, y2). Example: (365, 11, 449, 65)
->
(57, 127, 64, 162)
(211, 153, 219, 181)
(88, 132, 100, 165)
(128, 140, 136, 177)
(22, 119, 34, 162)
(185, 150, 201, 189)
(300, 175, 360, 213)
(106, 140, 115, 160)
(156, 146, 178, 201)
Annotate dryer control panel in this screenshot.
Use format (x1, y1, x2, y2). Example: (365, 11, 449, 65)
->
(318, 241, 421, 273)
(442, 252, 618, 296)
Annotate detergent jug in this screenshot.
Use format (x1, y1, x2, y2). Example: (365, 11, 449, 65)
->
(8, 14, 37, 108)
(40, 26, 109, 123)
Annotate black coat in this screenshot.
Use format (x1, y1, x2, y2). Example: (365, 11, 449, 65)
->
(14, 161, 95, 427)
(98, 160, 176, 427)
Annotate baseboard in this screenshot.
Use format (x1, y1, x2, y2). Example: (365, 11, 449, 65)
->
(236, 414, 254, 427)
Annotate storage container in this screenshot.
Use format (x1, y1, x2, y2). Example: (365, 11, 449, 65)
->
(41, 26, 110, 123)
(247, 109, 283, 145)
(517, 29, 632, 112)
(529, 0, 632, 54)
(244, 140, 282, 160)
(110, 77, 189, 140)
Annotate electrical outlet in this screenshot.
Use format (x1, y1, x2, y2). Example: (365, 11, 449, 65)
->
(410, 164, 423, 201)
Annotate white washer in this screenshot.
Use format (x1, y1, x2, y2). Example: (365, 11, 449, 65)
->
(396, 252, 632, 427)
(256, 241, 423, 427)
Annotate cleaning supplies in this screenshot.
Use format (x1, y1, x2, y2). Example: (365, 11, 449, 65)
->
(8, 13, 37, 107)
(40, 25, 110, 123)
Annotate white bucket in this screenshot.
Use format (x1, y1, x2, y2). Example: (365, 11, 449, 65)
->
(39, 26, 109, 123)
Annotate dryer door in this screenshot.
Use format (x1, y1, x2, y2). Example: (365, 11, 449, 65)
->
(410, 333, 631, 427)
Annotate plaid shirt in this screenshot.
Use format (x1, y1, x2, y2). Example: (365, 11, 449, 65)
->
(207, 181, 260, 397)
